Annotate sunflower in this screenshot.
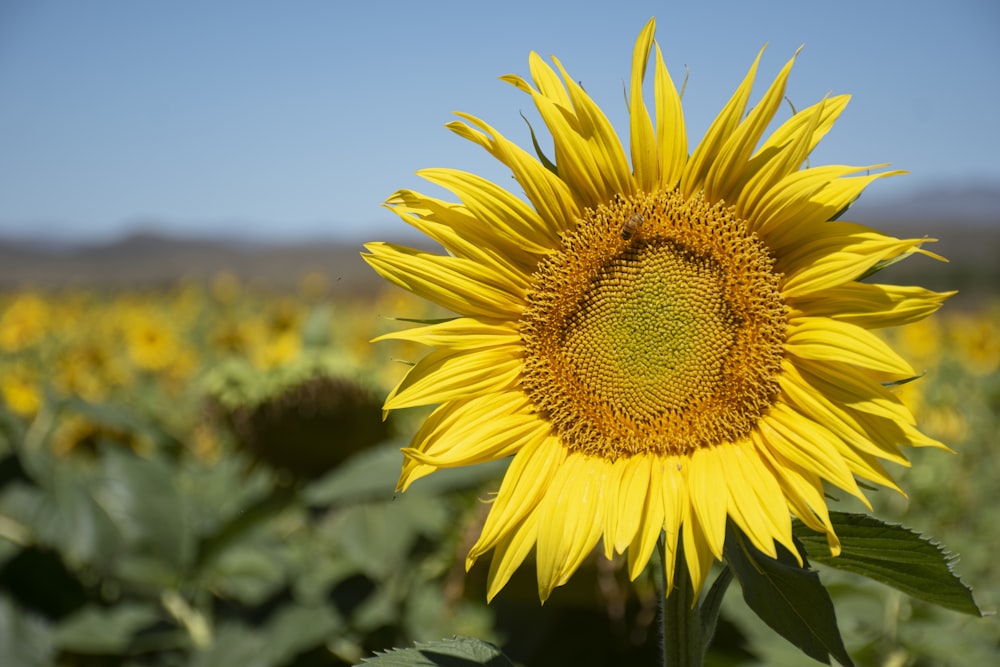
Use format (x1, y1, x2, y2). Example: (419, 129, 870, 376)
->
(363, 18, 952, 603)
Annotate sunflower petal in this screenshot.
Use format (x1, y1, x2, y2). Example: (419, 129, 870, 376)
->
(681, 46, 764, 197)
(654, 42, 687, 190)
(448, 113, 580, 237)
(383, 346, 522, 411)
(786, 316, 915, 376)
(535, 453, 608, 602)
(372, 317, 520, 349)
(362, 242, 524, 318)
(630, 18, 659, 191)
(706, 48, 800, 203)
(485, 511, 539, 602)
(470, 434, 566, 563)
(791, 283, 955, 329)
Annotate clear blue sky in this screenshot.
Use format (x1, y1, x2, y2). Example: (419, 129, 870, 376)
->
(2, 0, 998, 242)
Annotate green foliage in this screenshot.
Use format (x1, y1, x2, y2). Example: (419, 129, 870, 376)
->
(1, 287, 997, 666)
(359, 637, 514, 667)
(0, 372, 500, 666)
(795, 512, 982, 616)
(725, 526, 854, 667)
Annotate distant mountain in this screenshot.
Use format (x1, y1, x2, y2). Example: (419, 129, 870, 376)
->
(1, 185, 997, 304)
(0, 233, 377, 294)
(850, 183, 1000, 229)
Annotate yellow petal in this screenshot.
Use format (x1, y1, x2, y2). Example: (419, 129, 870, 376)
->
(373, 317, 520, 350)
(417, 168, 553, 255)
(470, 434, 565, 563)
(362, 242, 524, 319)
(654, 42, 686, 190)
(535, 453, 607, 601)
(747, 165, 897, 244)
(794, 357, 916, 425)
(681, 46, 764, 197)
(780, 227, 932, 298)
(736, 96, 837, 218)
(752, 431, 841, 556)
(485, 511, 539, 602)
(705, 48, 800, 203)
(448, 113, 579, 237)
(760, 403, 868, 506)
(681, 511, 717, 599)
(785, 316, 915, 376)
(385, 189, 539, 278)
(402, 392, 545, 469)
(383, 346, 522, 411)
(686, 447, 728, 559)
(629, 17, 659, 191)
(624, 456, 666, 581)
(779, 360, 909, 465)
(552, 56, 635, 201)
(722, 442, 797, 561)
(791, 282, 955, 329)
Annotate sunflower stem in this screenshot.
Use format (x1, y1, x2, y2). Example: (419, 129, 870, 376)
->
(658, 533, 704, 667)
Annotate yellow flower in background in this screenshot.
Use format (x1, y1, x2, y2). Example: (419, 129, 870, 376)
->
(364, 18, 953, 602)
(0, 361, 43, 417)
(0, 293, 50, 352)
(123, 311, 184, 372)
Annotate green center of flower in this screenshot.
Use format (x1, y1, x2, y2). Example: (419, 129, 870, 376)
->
(520, 190, 787, 459)
(563, 243, 736, 421)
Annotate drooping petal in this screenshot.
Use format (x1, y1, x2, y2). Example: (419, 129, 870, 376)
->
(469, 434, 566, 564)
(362, 242, 524, 319)
(790, 283, 955, 329)
(447, 113, 580, 237)
(383, 345, 522, 411)
(535, 453, 609, 601)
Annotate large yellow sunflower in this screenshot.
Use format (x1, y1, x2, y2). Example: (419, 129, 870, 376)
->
(363, 18, 952, 603)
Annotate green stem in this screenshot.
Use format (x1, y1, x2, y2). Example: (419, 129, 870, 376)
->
(659, 534, 704, 667)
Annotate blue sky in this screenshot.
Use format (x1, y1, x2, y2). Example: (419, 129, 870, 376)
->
(1, 0, 998, 242)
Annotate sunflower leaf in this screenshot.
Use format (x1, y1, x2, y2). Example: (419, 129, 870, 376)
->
(793, 512, 983, 616)
(724, 524, 854, 667)
(356, 636, 514, 666)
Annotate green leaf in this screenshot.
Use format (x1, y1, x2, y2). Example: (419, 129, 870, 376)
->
(52, 602, 160, 654)
(95, 447, 193, 571)
(303, 443, 507, 507)
(700, 565, 734, 648)
(793, 511, 982, 616)
(303, 443, 404, 506)
(358, 636, 514, 667)
(257, 603, 341, 666)
(187, 623, 266, 667)
(0, 595, 54, 667)
(724, 524, 853, 667)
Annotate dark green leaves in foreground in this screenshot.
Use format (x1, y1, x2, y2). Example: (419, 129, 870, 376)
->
(358, 637, 514, 667)
(724, 524, 854, 667)
(794, 511, 982, 616)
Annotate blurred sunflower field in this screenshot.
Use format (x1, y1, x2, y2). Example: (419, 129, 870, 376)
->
(1, 270, 997, 666)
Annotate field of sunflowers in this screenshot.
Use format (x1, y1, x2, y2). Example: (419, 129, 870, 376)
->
(1, 271, 997, 666)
